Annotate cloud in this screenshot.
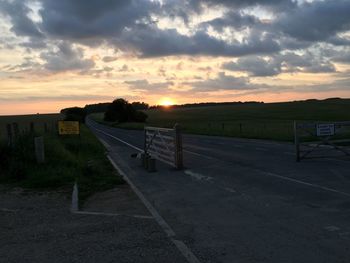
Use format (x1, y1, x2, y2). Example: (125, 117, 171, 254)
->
(185, 72, 249, 92)
(199, 10, 261, 32)
(0, 0, 348, 91)
(102, 56, 118, 62)
(0, 0, 43, 38)
(38, 0, 157, 41)
(223, 51, 336, 76)
(275, 0, 350, 42)
(40, 42, 95, 72)
(124, 79, 173, 92)
(223, 56, 281, 76)
(118, 25, 280, 57)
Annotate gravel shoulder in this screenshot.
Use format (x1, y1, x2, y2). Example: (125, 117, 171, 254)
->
(0, 185, 187, 263)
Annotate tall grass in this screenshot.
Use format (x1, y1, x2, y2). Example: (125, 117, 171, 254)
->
(0, 124, 124, 203)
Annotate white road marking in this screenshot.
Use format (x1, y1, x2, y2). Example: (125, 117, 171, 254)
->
(324, 225, 340, 232)
(329, 168, 346, 179)
(185, 147, 350, 198)
(255, 147, 268, 151)
(88, 124, 350, 199)
(324, 158, 350, 165)
(224, 187, 237, 193)
(107, 156, 201, 263)
(184, 149, 216, 160)
(0, 208, 17, 213)
(91, 126, 143, 152)
(184, 170, 213, 181)
(98, 138, 111, 149)
(73, 210, 153, 219)
(262, 171, 350, 198)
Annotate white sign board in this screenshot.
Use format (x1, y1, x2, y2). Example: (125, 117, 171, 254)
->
(316, 124, 335, 137)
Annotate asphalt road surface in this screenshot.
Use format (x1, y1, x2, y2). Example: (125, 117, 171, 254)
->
(87, 118, 350, 263)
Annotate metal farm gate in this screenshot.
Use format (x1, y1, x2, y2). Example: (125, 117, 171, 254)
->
(294, 121, 350, 162)
(144, 124, 183, 169)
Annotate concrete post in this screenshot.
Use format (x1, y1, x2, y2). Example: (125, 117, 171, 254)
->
(147, 158, 156, 172)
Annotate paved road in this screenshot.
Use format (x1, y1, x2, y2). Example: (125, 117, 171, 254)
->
(87, 118, 350, 263)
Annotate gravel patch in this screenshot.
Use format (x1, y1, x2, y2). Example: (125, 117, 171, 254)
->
(0, 187, 186, 263)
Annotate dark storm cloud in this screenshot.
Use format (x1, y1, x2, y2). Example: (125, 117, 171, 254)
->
(38, 0, 157, 40)
(223, 51, 336, 77)
(40, 42, 95, 72)
(1, 0, 350, 63)
(118, 25, 280, 57)
(275, 0, 350, 42)
(200, 11, 261, 32)
(186, 0, 295, 10)
(223, 56, 281, 76)
(0, 0, 42, 38)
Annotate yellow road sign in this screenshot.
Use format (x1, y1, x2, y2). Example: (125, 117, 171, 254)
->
(58, 121, 80, 135)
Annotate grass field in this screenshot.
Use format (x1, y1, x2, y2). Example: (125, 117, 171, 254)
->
(0, 113, 63, 140)
(91, 98, 350, 141)
(0, 114, 124, 205)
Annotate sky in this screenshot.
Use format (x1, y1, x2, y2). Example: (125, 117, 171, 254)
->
(0, 0, 350, 115)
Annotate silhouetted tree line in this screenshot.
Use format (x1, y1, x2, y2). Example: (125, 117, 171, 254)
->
(150, 101, 264, 109)
(61, 99, 149, 123)
(60, 107, 87, 123)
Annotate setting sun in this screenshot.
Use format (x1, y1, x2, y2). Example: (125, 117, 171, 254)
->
(158, 97, 176, 107)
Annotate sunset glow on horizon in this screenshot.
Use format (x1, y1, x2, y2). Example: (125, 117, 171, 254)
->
(0, 0, 349, 115)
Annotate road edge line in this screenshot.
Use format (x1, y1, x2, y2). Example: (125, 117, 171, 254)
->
(107, 155, 201, 263)
(91, 125, 143, 152)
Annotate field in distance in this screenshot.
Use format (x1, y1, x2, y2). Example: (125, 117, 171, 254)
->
(91, 98, 350, 141)
(0, 113, 62, 139)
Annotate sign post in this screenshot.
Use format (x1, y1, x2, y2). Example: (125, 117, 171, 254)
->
(294, 121, 350, 162)
(58, 121, 80, 135)
(316, 124, 335, 137)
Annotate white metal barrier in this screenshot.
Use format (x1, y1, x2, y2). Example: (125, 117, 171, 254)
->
(144, 124, 183, 169)
(294, 121, 350, 161)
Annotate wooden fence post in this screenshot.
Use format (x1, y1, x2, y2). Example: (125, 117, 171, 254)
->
(34, 136, 45, 163)
(30, 122, 34, 133)
(174, 123, 183, 170)
(12, 122, 19, 139)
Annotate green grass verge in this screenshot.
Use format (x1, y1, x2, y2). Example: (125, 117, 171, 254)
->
(0, 124, 124, 204)
(90, 98, 350, 141)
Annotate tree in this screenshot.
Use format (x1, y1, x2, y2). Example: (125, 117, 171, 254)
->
(131, 101, 149, 110)
(104, 98, 148, 123)
(61, 107, 86, 123)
